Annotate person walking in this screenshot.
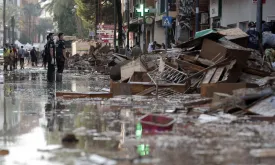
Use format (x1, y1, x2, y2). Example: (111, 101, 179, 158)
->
(13, 45, 18, 69)
(30, 47, 38, 67)
(9, 46, 14, 71)
(24, 49, 30, 65)
(3, 44, 10, 71)
(47, 33, 56, 83)
(18, 46, 25, 69)
(55, 33, 67, 82)
(42, 36, 50, 69)
(131, 42, 142, 58)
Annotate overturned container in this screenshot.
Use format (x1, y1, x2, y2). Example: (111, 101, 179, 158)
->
(139, 114, 176, 134)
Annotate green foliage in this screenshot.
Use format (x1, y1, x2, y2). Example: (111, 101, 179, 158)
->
(74, 0, 96, 30)
(44, 0, 86, 37)
(35, 18, 54, 41)
(19, 33, 31, 44)
(23, 3, 42, 17)
(0, 3, 20, 27)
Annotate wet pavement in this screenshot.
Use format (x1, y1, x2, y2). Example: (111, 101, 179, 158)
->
(1, 68, 275, 165)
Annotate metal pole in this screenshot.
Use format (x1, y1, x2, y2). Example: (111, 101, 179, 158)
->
(95, 0, 98, 41)
(114, 0, 117, 48)
(143, 0, 146, 53)
(11, 16, 15, 44)
(256, 0, 262, 33)
(165, 0, 168, 51)
(6, 26, 11, 44)
(126, 0, 130, 48)
(3, 0, 6, 45)
(195, 0, 200, 32)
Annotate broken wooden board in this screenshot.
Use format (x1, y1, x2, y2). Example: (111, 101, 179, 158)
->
(200, 39, 251, 63)
(210, 66, 225, 83)
(179, 55, 215, 66)
(201, 83, 259, 97)
(247, 96, 275, 116)
(120, 57, 147, 81)
(111, 82, 187, 95)
(129, 72, 151, 82)
(56, 92, 113, 99)
(176, 59, 205, 72)
(243, 67, 271, 77)
(202, 68, 217, 84)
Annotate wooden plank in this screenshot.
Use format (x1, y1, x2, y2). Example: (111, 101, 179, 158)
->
(243, 67, 271, 77)
(201, 83, 258, 97)
(210, 66, 225, 83)
(176, 59, 205, 72)
(56, 92, 113, 99)
(112, 82, 187, 94)
(179, 55, 215, 66)
(202, 68, 217, 84)
(112, 82, 131, 96)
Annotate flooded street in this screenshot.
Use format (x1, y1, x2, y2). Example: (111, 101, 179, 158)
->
(0, 69, 275, 165)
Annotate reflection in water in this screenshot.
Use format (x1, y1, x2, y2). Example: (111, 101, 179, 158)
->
(137, 144, 150, 156)
(0, 70, 143, 164)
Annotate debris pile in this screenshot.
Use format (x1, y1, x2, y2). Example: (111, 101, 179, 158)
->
(68, 43, 114, 72)
(62, 28, 275, 122)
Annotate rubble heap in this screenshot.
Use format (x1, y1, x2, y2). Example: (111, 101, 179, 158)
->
(62, 28, 275, 120)
(68, 43, 114, 72)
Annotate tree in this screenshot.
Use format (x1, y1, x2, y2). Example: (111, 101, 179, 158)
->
(44, 0, 87, 37)
(19, 33, 31, 44)
(0, 3, 20, 29)
(35, 18, 54, 42)
(23, 3, 43, 43)
(74, 0, 123, 46)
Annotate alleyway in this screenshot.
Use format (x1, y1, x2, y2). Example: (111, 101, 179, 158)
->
(0, 69, 274, 165)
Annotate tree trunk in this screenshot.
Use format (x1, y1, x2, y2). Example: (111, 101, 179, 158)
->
(116, 0, 123, 47)
(29, 14, 31, 43)
(38, 32, 40, 43)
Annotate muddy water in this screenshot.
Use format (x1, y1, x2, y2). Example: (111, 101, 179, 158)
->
(1, 69, 275, 165)
(0, 70, 140, 165)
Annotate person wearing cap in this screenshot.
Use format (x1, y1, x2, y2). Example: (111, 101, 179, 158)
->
(246, 21, 259, 50)
(55, 32, 67, 82)
(46, 33, 56, 82)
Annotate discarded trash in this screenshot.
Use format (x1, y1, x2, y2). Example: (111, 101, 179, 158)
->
(250, 148, 275, 158)
(89, 154, 117, 165)
(139, 114, 175, 133)
(0, 74, 3, 84)
(37, 145, 62, 152)
(62, 134, 79, 143)
(198, 114, 220, 124)
(0, 150, 9, 156)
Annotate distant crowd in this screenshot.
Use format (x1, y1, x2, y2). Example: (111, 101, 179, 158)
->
(3, 44, 39, 71)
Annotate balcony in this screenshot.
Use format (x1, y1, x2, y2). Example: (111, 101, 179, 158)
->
(155, 0, 177, 21)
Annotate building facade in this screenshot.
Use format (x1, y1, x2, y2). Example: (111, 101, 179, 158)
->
(124, 0, 210, 52)
(210, 0, 275, 31)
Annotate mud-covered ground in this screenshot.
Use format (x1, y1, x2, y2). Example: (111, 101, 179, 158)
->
(0, 68, 275, 165)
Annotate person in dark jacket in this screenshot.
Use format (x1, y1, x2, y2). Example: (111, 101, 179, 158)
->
(246, 21, 259, 50)
(55, 32, 67, 82)
(30, 47, 38, 67)
(47, 33, 56, 83)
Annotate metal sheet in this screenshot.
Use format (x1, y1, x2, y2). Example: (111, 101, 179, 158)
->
(248, 96, 275, 116)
